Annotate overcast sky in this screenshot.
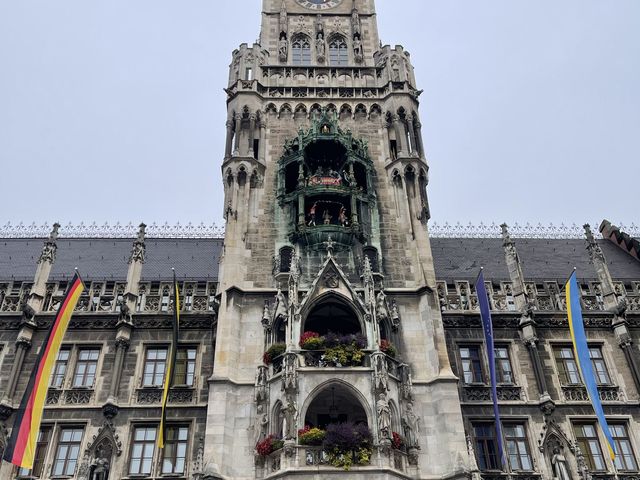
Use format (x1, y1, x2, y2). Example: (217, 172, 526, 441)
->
(0, 1, 638, 231)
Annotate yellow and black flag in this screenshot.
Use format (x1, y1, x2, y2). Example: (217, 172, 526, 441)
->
(158, 271, 180, 448)
(3, 272, 85, 468)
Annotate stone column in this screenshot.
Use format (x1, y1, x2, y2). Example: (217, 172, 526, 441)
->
(248, 114, 256, 158)
(224, 120, 234, 158)
(414, 120, 425, 157)
(233, 114, 242, 156)
(502, 224, 554, 409)
(104, 224, 145, 416)
(258, 120, 266, 164)
(0, 334, 33, 420)
(584, 224, 640, 393)
(405, 114, 417, 156)
(392, 115, 405, 157)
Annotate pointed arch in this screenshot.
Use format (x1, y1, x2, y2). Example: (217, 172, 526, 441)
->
(291, 33, 311, 65)
(354, 103, 367, 119)
(370, 104, 382, 118)
(301, 379, 372, 427)
(309, 103, 322, 118)
(294, 103, 308, 120)
(328, 34, 348, 66)
(265, 103, 277, 116)
(271, 400, 284, 436)
(339, 103, 352, 120)
(279, 103, 292, 119)
(301, 291, 365, 336)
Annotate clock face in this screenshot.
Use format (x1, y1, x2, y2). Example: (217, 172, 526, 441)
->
(296, 0, 343, 10)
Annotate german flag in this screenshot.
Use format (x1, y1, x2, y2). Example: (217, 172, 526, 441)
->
(158, 271, 180, 448)
(3, 272, 85, 468)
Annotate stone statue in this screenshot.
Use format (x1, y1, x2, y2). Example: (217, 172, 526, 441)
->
(400, 363, 414, 400)
(255, 405, 269, 445)
(376, 393, 391, 439)
(402, 403, 420, 448)
(279, 36, 288, 62)
(551, 447, 572, 480)
(376, 291, 390, 323)
(282, 353, 298, 392)
(373, 353, 389, 392)
(316, 33, 325, 59)
(255, 366, 268, 404)
(273, 290, 288, 325)
(390, 299, 400, 330)
(353, 37, 362, 59)
(90, 450, 110, 480)
(261, 300, 271, 329)
(282, 398, 298, 440)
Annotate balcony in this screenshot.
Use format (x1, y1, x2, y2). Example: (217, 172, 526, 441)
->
(462, 385, 523, 402)
(561, 385, 621, 402)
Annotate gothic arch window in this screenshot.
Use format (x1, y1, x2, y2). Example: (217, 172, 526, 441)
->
(294, 103, 307, 120)
(279, 247, 294, 273)
(272, 317, 286, 345)
(363, 246, 379, 273)
(328, 36, 348, 66)
(303, 297, 362, 336)
(339, 104, 352, 120)
(265, 103, 277, 116)
(279, 103, 292, 119)
(370, 104, 382, 118)
(354, 104, 367, 119)
(291, 35, 311, 65)
(310, 103, 322, 118)
(272, 401, 284, 436)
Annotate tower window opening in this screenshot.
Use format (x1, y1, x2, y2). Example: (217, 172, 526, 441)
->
(304, 384, 367, 429)
(304, 301, 361, 336)
(245, 67, 253, 80)
(253, 139, 259, 159)
(292, 36, 311, 65)
(329, 38, 348, 66)
(389, 140, 398, 160)
(279, 247, 293, 273)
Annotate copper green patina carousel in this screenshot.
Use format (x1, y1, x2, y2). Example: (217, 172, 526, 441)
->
(277, 109, 377, 252)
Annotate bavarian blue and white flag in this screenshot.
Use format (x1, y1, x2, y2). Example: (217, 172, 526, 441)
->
(475, 269, 507, 468)
(565, 270, 616, 461)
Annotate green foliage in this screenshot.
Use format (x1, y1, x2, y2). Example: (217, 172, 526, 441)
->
(326, 447, 372, 470)
(298, 427, 326, 446)
(323, 343, 364, 367)
(263, 343, 286, 365)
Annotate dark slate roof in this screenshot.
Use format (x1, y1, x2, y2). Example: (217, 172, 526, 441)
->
(2, 236, 638, 283)
(430, 238, 640, 282)
(0, 238, 223, 282)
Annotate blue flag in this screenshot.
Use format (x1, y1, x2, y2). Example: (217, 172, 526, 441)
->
(475, 269, 507, 469)
(566, 271, 616, 460)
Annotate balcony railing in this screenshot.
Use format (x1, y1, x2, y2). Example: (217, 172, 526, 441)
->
(561, 385, 621, 402)
(462, 385, 523, 402)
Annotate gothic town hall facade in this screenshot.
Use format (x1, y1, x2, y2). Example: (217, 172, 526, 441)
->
(1, 1, 639, 479)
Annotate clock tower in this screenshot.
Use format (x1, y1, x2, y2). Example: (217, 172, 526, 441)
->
(205, 1, 472, 478)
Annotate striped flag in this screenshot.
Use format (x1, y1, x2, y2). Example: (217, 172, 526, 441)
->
(566, 270, 616, 460)
(3, 272, 85, 468)
(158, 272, 180, 448)
(475, 269, 507, 469)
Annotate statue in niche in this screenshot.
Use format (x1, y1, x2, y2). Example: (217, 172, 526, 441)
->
(255, 366, 268, 404)
(282, 354, 298, 392)
(273, 290, 288, 325)
(390, 299, 400, 330)
(373, 353, 389, 392)
(376, 393, 391, 439)
(400, 363, 414, 400)
(282, 397, 298, 440)
(279, 35, 288, 62)
(376, 291, 391, 324)
(89, 448, 110, 480)
(308, 202, 318, 226)
(322, 210, 332, 225)
(316, 33, 325, 60)
(353, 36, 363, 60)
(402, 403, 420, 448)
(255, 405, 269, 445)
(315, 14, 324, 37)
(551, 446, 572, 480)
(338, 206, 349, 226)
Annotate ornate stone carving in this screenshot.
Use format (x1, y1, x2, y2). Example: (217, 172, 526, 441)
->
(372, 352, 389, 392)
(561, 385, 620, 402)
(399, 363, 414, 401)
(137, 388, 162, 404)
(65, 389, 93, 405)
(462, 385, 522, 402)
(376, 393, 391, 440)
(255, 365, 269, 404)
(47, 389, 62, 405)
(38, 223, 59, 264)
(323, 271, 339, 288)
(282, 353, 298, 393)
(281, 395, 298, 440)
(128, 223, 146, 263)
(401, 402, 420, 449)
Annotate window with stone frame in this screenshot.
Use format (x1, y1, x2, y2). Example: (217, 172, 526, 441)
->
(573, 422, 607, 471)
(51, 426, 84, 477)
(72, 348, 100, 388)
(459, 345, 484, 384)
(143, 346, 168, 387)
(472, 422, 500, 470)
(328, 36, 348, 66)
(554, 346, 581, 385)
(161, 425, 189, 475)
(129, 426, 157, 476)
(50, 347, 71, 388)
(291, 35, 311, 65)
(173, 347, 197, 387)
(494, 345, 514, 384)
(504, 423, 533, 471)
(554, 345, 612, 386)
(610, 424, 638, 472)
(17, 426, 52, 478)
